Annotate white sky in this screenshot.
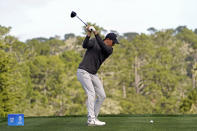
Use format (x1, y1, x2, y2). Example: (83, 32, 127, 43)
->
(0, 0, 197, 41)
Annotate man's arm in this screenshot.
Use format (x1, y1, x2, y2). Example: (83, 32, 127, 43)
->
(94, 34, 113, 55)
(82, 26, 94, 49)
(82, 36, 94, 49)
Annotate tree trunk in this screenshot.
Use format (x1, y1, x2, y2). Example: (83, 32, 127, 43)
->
(135, 56, 140, 94)
(43, 69, 49, 96)
(59, 95, 64, 116)
(122, 83, 126, 98)
(192, 73, 196, 89)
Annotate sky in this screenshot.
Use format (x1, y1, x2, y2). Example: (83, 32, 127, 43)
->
(0, 0, 197, 41)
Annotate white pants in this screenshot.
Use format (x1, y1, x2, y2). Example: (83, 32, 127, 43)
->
(77, 69, 106, 120)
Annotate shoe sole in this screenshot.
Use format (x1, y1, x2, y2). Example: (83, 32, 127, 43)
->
(87, 123, 106, 126)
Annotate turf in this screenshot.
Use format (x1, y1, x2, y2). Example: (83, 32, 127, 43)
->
(1, 115, 197, 131)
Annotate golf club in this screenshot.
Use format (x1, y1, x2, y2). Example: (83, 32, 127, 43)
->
(70, 11, 88, 26)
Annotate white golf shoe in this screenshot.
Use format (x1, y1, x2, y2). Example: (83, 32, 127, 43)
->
(95, 118, 106, 125)
(87, 118, 106, 126)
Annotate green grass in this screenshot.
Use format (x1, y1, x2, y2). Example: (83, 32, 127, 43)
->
(1, 115, 197, 131)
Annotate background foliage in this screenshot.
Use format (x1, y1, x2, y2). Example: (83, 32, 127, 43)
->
(1, 24, 197, 117)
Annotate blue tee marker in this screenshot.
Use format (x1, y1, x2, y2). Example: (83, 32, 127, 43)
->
(8, 114, 24, 126)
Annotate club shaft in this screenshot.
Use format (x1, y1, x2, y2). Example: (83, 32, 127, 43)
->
(76, 16, 87, 26)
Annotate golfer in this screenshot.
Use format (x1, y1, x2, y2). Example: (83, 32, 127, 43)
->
(77, 25, 119, 126)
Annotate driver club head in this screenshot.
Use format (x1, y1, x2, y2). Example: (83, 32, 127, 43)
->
(70, 11, 77, 18)
(70, 11, 88, 26)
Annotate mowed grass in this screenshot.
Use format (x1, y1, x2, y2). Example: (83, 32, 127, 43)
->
(1, 115, 197, 131)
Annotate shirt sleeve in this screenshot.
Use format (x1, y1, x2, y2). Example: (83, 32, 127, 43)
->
(82, 36, 94, 49)
(95, 34, 113, 55)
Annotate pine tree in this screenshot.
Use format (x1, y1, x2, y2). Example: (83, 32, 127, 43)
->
(0, 49, 14, 117)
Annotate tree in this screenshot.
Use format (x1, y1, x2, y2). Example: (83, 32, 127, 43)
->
(47, 37, 65, 55)
(0, 25, 30, 117)
(0, 49, 14, 117)
(123, 32, 139, 41)
(64, 33, 75, 40)
(33, 37, 48, 42)
(147, 27, 157, 34)
(176, 28, 197, 49)
(0, 25, 11, 39)
(180, 89, 197, 113)
(194, 29, 197, 34)
(175, 25, 187, 34)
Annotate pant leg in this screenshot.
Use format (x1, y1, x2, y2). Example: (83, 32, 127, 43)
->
(77, 69, 95, 120)
(91, 74, 106, 118)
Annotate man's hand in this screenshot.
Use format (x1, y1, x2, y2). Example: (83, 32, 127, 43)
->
(86, 25, 98, 36)
(86, 25, 92, 37)
(88, 26, 98, 35)
(88, 26, 96, 32)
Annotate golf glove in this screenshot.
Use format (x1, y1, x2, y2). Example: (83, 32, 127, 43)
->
(88, 26, 96, 32)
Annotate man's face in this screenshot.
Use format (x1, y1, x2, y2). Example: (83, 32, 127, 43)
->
(104, 38, 116, 47)
(106, 38, 114, 46)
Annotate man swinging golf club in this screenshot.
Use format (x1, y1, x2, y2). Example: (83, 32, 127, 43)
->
(77, 25, 119, 126)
